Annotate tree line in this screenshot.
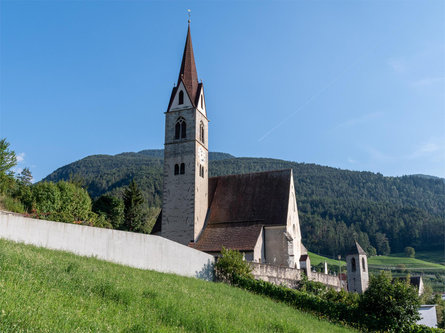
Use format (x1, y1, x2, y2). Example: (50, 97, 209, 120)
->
(0, 138, 155, 233)
(15, 145, 445, 256)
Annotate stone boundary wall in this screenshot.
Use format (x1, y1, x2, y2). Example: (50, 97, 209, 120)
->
(0, 211, 214, 281)
(252, 262, 303, 288)
(251, 262, 345, 290)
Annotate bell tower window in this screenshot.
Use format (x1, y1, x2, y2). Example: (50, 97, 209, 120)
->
(174, 164, 179, 175)
(180, 163, 185, 174)
(200, 121, 205, 143)
(178, 90, 184, 105)
(351, 257, 356, 272)
(175, 117, 186, 140)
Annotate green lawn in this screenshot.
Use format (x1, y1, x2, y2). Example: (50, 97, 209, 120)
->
(0, 239, 356, 333)
(309, 250, 445, 292)
(391, 250, 445, 266)
(308, 252, 346, 267)
(368, 255, 445, 272)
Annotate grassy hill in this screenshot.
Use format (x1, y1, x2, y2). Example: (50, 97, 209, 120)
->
(308, 252, 346, 267)
(368, 254, 445, 272)
(42, 149, 445, 257)
(0, 239, 356, 333)
(309, 250, 445, 292)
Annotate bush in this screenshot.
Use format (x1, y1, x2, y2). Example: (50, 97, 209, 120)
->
(215, 248, 253, 283)
(405, 246, 416, 258)
(92, 195, 124, 229)
(232, 274, 361, 327)
(360, 271, 420, 332)
(0, 195, 26, 213)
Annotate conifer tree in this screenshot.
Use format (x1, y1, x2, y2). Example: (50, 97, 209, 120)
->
(123, 179, 145, 231)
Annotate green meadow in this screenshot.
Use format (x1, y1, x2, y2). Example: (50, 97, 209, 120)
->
(0, 239, 356, 333)
(368, 254, 445, 271)
(308, 252, 346, 267)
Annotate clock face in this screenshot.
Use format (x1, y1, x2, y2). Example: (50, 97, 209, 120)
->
(198, 147, 206, 163)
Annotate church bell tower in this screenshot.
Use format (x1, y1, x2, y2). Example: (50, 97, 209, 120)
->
(161, 23, 209, 245)
(346, 241, 369, 293)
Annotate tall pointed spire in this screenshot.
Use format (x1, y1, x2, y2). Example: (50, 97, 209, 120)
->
(178, 23, 199, 105)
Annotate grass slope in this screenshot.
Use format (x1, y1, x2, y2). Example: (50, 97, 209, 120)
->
(310, 251, 445, 292)
(0, 239, 355, 333)
(368, 255, 445, 271)
(308, 252, 346, 267)
(393, 250, 445, 266)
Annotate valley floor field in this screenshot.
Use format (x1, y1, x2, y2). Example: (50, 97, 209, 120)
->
(0, 239, 356, 333)
(309, 250, 445, 293)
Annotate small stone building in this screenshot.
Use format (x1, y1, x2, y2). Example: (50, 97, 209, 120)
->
(346, 241, 369, 293)
(394, 276, 424, 296)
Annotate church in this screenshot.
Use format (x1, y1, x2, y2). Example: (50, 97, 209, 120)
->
(151, 23, 306, 269)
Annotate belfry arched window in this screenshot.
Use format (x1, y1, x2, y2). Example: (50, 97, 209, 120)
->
(178, 90, 184, 105)
(200, 96, 203, 109)
(174, 164, 179, 175)
(200, 121, 205, 143)
(362, 258, 366, 272)
(180, 163, 185, 174)
(351, 257, 356, 272)
(175, 117, 186, 140)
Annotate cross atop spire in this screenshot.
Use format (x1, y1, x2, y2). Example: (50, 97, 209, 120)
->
(178, 23, 199, 106)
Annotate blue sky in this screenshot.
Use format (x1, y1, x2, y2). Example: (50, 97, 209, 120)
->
(1, 1, 444, 181)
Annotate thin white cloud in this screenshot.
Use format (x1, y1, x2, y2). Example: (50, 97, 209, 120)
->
(407, 139, 445, 160)
(347, 157, 357, 164)
(16, 152, 25, 163)
(411, 76, 445, 87)
(336, 112, 383, 129)
(387, 58, 406, 73)
(364, 146, 393, 162)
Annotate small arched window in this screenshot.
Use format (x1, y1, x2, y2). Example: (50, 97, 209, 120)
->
(178, 90, 184, 105)
(200, 96, 203, 109)
(362, 258, 366, 272)
(180, 163, 185, 174)
(200, 121, 205, 143)
(351, 257, 356, 272)
(181, 120, 186, 138)
(175, 117, 186, 140)
(174, 164, 179, 175)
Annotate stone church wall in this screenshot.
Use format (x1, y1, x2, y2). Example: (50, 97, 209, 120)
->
(0, 211, 214, 281)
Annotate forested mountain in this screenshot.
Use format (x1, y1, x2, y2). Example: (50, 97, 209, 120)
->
(43, 149, 445, 256)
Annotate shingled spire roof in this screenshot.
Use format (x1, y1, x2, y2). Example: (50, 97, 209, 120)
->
(348, 241, 367, 256)
(177, 23, 199, 106)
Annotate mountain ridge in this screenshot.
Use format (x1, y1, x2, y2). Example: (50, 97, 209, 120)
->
(43, 149, 445, 256)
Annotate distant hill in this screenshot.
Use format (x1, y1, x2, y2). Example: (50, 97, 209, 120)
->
(43, 149, 445, 256)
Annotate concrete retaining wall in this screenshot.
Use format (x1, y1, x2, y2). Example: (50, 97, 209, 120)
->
(0, 211, 214, 280)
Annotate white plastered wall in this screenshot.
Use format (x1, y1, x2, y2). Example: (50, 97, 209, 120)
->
(285, 170, 302, 268)
(169, 81, 193, 111)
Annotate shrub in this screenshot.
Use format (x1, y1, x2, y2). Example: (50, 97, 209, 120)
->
(92, 195, 124, 229)
(360, 271, 420, 332)
(232, 273, 361, 328)
(405, 246, 416, 258)
(214, 247, 253, 283)
(0, 194, 26, 213)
